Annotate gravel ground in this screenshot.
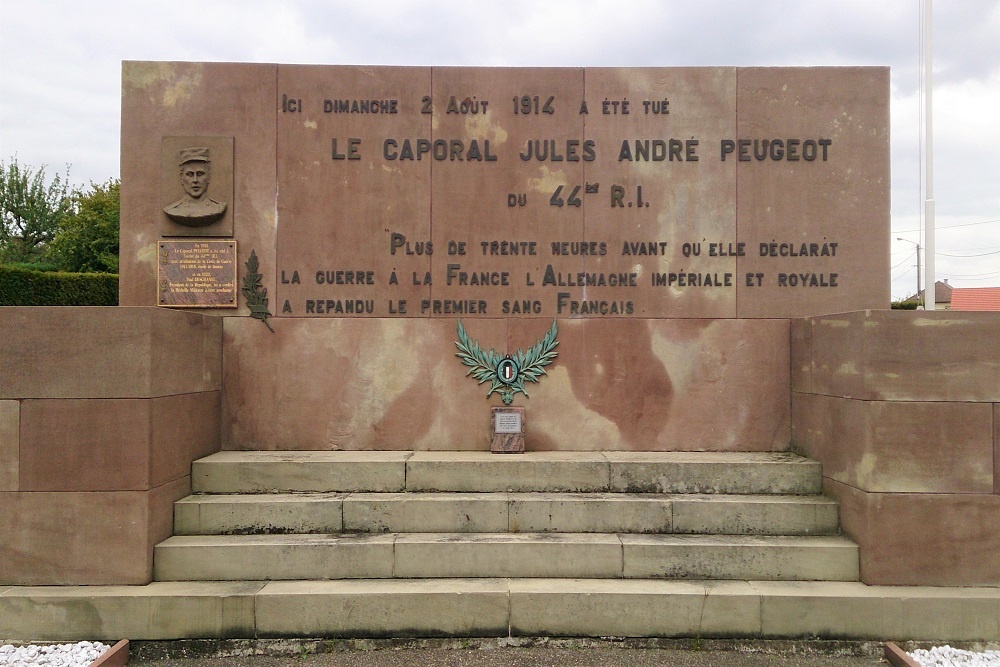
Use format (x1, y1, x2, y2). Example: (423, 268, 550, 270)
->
(6, 638, 1000, 667)
(908, 646, 1000, 666)
(0, 641, 109, 666)
(125, 639, 890, 667)
(128, 647, 888, 667)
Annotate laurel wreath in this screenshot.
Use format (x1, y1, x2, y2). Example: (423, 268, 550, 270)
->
(455, 320, 558, 404)
(241, 249, 274, 332)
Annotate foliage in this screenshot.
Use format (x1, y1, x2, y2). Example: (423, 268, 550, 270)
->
(455, 320, 559, 405)
(512, 320, 559, 387)
(891, 300, 919, 310)
(0, 156, 73, 264)
(6, 260, 60, 272)
(241, 249, 274, 331)
(49, 178, 120, 273)
(0, 265, 117, 305)
(456, 319, 503, 394)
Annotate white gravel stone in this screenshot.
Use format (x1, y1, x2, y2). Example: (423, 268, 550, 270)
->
(909, 645, 1000, 667)
(0, 641, 109, 666)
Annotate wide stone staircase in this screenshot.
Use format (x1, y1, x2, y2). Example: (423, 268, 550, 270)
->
(149, 450, 863, 637)
(7, 449, 998, 641)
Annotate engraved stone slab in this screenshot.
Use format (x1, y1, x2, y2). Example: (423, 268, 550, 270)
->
(492, 406, 525, 454)
(157, 240, 238, 308)
(123, 65, 889, 318)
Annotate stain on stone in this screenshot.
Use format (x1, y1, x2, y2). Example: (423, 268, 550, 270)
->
(123, 62, 204, 107)
(561, 320, 673, 448)
(371, 374, 434, 449)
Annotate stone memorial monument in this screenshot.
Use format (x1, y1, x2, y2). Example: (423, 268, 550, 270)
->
(2, 62, 998, 641)
(120, 63, 890, 452)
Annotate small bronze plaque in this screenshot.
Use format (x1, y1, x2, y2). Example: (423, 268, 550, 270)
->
(157, 240, 238, 308)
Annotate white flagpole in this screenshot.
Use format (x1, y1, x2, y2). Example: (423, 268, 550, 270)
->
(924, 0, 936, 308)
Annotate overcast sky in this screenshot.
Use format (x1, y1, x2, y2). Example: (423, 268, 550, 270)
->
(1, 0, 997, 300)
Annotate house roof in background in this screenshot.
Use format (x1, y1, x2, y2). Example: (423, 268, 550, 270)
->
(950, 287, 1000, 311)
(905, 280, 953, 304)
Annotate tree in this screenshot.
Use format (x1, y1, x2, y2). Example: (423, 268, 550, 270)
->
(0, 157, 72, 264)
(49, 179, 120, 273)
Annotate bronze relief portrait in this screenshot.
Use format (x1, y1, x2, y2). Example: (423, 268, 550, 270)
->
(160, 136, 233, 236)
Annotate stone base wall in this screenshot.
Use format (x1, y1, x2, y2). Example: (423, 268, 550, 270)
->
(4, 306, 998, 588)
(791, 310, 1000, 586)
(0, 308, 222, 585)
(221, 317, 791, 452)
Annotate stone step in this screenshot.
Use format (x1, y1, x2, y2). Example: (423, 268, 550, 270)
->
(174, 492, 840, 536)
(153, 533, 858, 582)
(191, 451, 822, 495)
(7, 579, 998, 641)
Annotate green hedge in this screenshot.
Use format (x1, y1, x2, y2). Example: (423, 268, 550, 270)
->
(0, 266, 118, 305)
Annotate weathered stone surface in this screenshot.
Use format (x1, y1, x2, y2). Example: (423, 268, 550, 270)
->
(606, 452, 821, 494)
(794, 311, 1000, 402)
(192, 451, 411, 493)
(789, 317, 815, 394)
(19, 399, 152, 492)
(17, 394, 218, 492)
(428, 67, 584, 319)
(862, 313, 1000, 401)
(0, 401, 18, 492)
(995, 402, 1000, 494)
(153, 534, 395, 581)
(751, 581, 1000, 641)
(0, 307, 221, 399)
(881, 586, 1000, 642)
(508, 493, 672, 533)
(255, 579, 510, 638)
(509, 318, 790, 451)
(343, 492, 508, 533)
(406, 451, 609, 492)
(621, 534, 858, 581)
(579, 68, 739, 319)
(827, 479, 1000, 586)
(150, 392, 221, 487)
(148, 477, 191, 564)
(221, 317, 507, 451)
(670, 494, 839, 536)
(176, 489, 837, 537)
(174, 493, 345, 535)
(735, 67, 890, 318)
(509, 579, 761, 637)
(793, 393, 995, 493)
(275, 66, 432, 318)
(393, 533, 623, 578)
(223, 317, 788, 451)
(754, 580, 889, 639)
(0, 581, 261, 640)
(0, 307, 222, 587)
(121, 62, 277, 312)
(4, 580, 999, 641)
(123, 65, 887, 319)
(0, 491, 153, 585)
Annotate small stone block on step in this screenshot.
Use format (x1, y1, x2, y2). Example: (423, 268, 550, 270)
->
(492, 407, 525, 453)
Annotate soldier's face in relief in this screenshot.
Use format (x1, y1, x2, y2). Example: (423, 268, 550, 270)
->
(179, 163, 210, 199)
